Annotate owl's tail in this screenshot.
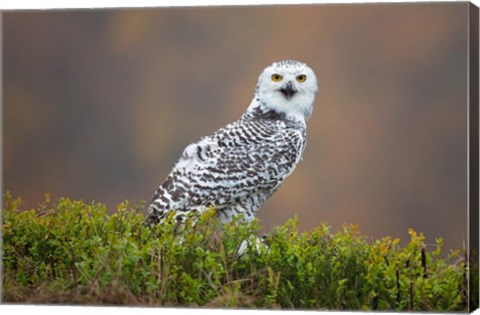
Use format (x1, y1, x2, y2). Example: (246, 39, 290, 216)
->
(144, 186, 171, 225)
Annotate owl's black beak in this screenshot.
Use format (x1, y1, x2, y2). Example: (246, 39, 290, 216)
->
(280, 83, 297, 100)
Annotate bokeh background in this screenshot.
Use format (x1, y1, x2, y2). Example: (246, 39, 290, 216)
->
(4, 3, 469, 252)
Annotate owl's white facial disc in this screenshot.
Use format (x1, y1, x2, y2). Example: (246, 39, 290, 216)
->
(251, 60, 318, 122)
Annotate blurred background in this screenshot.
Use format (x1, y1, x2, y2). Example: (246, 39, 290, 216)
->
(4, 3, 469, 252)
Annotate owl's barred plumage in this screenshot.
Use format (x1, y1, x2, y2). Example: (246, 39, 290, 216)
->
(146, 60, 318, 226)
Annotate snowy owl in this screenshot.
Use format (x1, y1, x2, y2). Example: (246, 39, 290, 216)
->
(146, 60, 318, 226)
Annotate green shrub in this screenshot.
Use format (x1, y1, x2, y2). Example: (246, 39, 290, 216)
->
(1, 192, 472, 310)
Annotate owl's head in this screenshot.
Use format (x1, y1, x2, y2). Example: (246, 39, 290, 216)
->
(251, 60, 318, 121)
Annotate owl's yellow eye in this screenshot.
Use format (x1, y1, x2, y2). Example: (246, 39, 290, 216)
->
(271, 74, 283, 82)
(296, 74, 307, 82)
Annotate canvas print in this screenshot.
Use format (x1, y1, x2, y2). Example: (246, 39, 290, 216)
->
(2, 2, 479, 312)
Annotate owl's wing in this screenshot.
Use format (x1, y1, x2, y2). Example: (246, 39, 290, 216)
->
(177, 127, 304, 206)
(147, 121, 304, 223)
